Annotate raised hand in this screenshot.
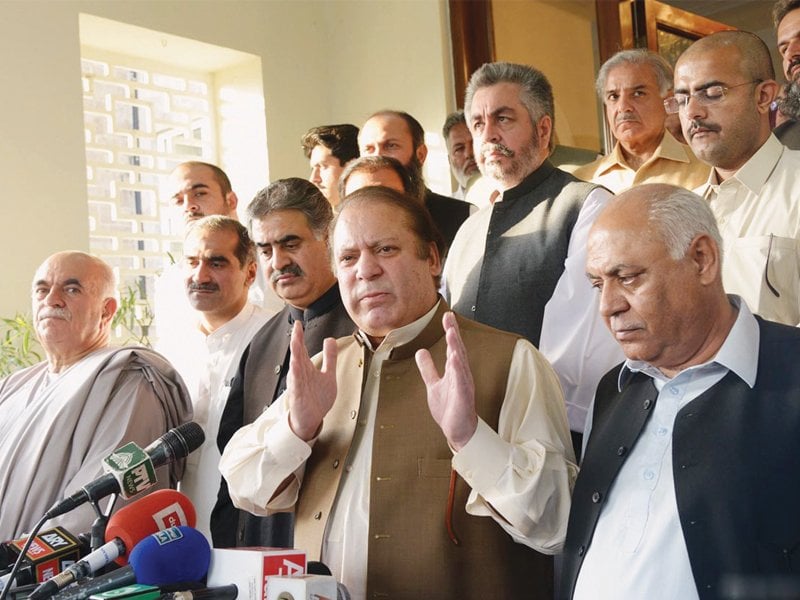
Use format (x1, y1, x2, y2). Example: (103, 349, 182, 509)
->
(415, 311, 478, 451)
(286, 320, 338, 441)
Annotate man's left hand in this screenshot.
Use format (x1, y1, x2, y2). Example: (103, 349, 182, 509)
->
(415, 311, 478, 451)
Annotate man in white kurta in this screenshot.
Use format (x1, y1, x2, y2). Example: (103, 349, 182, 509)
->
(0, 251, 192, 539)
(157, 216, 270, 539)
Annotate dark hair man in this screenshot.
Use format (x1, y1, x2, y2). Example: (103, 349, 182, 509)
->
(358, 110, 473, 249)
(156, 216, 271, 539)
(669, 30, 800, 326)
(211, 178, 355, 549)
(337, 155, 414, 199)
(573, 49, 708, 193)
(442, 110, 479, 199)
(561, 183, 800, 599)
(774, 0, 800, 147)
(221, 186, 576, 599)
(444, 62, 623, 452)
(301, 124, 360, 210)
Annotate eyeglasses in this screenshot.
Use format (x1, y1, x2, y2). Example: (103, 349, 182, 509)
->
(663, 80, 762, 114)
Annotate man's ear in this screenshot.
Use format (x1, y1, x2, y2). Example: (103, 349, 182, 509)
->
(688, 233, 721, 286)
(416, 143, 428, 166)
(226, 191, 239, 214)
(755, 79, 780, 115)
(536, 115, 553, 150)
(245, 260, 257, 286)
(102, 297, 118, 324)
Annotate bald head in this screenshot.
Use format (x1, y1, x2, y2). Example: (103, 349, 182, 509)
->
(32, 252, 118, 372)
(677, 30, 775, 83)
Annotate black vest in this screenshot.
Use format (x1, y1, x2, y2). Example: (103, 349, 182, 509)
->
(450, 161, 599, 346)
(560, 317, 800, 600)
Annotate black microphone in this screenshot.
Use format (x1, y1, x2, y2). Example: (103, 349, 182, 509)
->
(45, 423, 205, 520)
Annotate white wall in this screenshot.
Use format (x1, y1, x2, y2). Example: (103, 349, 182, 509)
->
(0, 0, 453, 317)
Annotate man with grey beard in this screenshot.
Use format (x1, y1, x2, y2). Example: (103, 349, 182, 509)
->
(443, 62, 623, 456)
(211, 178, 355, 548)
(358, 110, 473, 250)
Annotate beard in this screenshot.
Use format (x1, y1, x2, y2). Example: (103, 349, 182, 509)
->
(779, 79, 800, 121)
(477, 133, 539, 187)
(404, 154, 428, 201)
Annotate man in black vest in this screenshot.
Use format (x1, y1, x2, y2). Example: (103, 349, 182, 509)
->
(444, 61, 622, 454)
(561, 183, 800, 599)
(211, 178, 355, 548)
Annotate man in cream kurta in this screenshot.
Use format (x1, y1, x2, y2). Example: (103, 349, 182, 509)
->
(157, 216, 270, 539)
(0, 251, 192, 539)
(221, 187, 576, 599)
(673, 31, 800, 326)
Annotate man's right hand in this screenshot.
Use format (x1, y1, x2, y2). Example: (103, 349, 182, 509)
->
(286, 320, 338, 441)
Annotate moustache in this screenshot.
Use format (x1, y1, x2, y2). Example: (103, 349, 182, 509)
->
(687, 119, 721, 136)
(38, 308, 71, 321)
(187, 282, 219, 292)
(790, 57, 800, 78)
(615, 113, 639, 124)
(184, 210, 204, 222)
(270, 263, 304, 283)
(480, 142, 514, 159)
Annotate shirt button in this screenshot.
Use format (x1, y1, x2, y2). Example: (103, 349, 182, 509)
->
(332, 459, 340, 469)
(273, 365, 280, 375)
(350, 410, 357, 419)
(643, 398, 652, 410)
(669, 386, 680, 396)
(616, 446, 627, 456)
(578, 545, 586, 556)
(314, 512, 322, 520)
(471, 305, 476, 312)
(644, 469, 655, 481)
(591, 491, 602, 503)
(657, 427, 668, 436)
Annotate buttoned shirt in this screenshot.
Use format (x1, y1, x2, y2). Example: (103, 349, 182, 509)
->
(576, 297, 757, 599)
(158, 302, 270, 539)
(573, 131, 710, 194)
(697, 134, 800, 326)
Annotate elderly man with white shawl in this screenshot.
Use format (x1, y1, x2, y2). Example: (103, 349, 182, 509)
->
(0, 251, 192, 539)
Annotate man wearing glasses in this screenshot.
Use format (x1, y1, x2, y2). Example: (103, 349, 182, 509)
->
(669, 30, 800, 327)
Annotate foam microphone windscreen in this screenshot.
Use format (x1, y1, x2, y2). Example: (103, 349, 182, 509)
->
(105, 490, 196, 566)
(128, 526, 210, 586)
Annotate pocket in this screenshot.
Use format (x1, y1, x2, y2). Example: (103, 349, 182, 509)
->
(723, 235, 800, 324)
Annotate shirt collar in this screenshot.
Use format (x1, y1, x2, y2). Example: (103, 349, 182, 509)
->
(704, 134, 783, 195)
(619, 295, 759, 389)
(288, 282, 341, 325)
(356, 299, 441, 353)
(594, 131, 690, 176)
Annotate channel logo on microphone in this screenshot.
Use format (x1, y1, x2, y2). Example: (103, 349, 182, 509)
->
(151, 503, 189, 530)
(102, 442, 157, 497)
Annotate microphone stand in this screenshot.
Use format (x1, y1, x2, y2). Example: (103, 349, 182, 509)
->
(89, 495, 117, 553)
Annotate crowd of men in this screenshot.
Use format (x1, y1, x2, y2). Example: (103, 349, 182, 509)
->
(3, 2, 800, 598)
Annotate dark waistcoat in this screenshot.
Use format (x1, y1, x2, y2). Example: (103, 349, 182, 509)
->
(560, 317, 800, 600)
(450, 161, 598, 346)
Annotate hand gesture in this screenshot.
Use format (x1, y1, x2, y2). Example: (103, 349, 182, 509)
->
(286, 320, 338, 441)
(415, 312, 478, 451)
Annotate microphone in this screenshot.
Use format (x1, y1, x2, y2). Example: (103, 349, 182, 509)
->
(29, 492, 196, 599)
(0, 528, 87, 590)
(45, 423, 205, 520)
(51, 526, 210, 600)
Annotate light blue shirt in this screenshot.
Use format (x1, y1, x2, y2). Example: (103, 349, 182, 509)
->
(575, 296, 758, 599)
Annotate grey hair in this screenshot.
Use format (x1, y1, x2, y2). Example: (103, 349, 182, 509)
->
(464, 62, 555, 152)
(643, 186, 723, 261)
(596, 49, 673, 98)
(247, 177, 332, 240)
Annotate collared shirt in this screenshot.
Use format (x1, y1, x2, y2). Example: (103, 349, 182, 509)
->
(573, 130, 710, 194)
(158, 302, 270, 539)
(575, 297, 758, 599)
(697, 134, 800, 326)
(220, 300, 577, 597)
